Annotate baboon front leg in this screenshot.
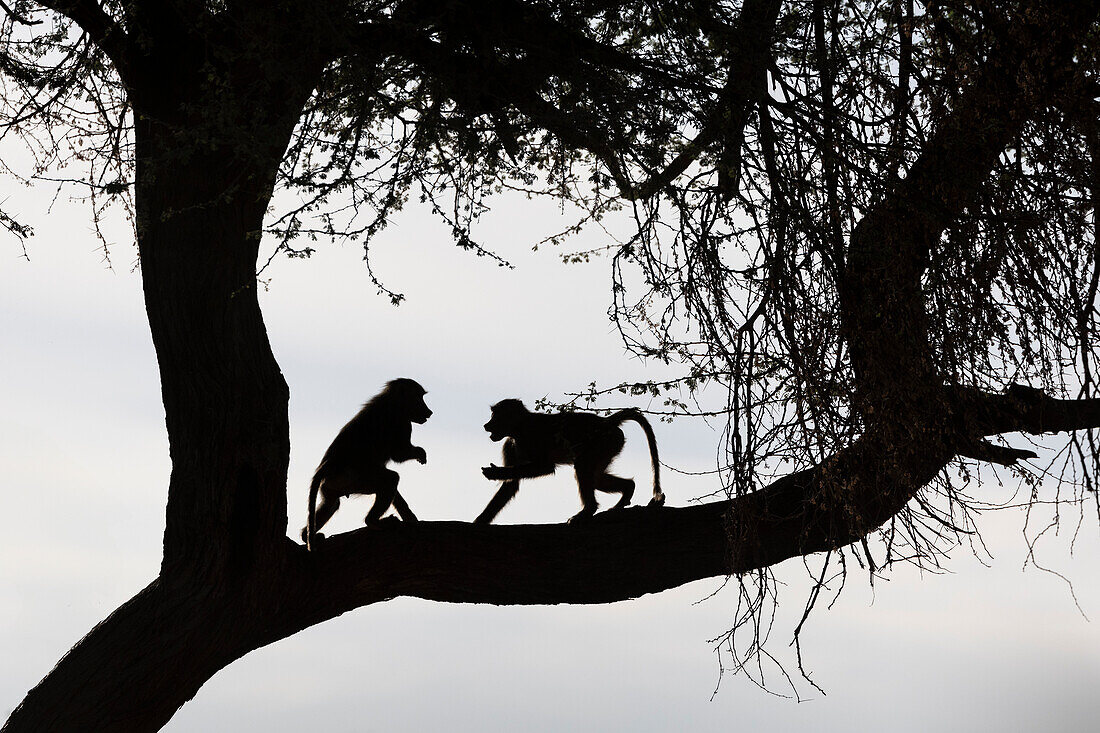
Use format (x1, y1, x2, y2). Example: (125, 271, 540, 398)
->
(475, 480, 520, 524)
(481, 461, 556, 480)
(476, 437, 521, 524)
(394, 444, 428, 465)
(391, 489, 419, 522)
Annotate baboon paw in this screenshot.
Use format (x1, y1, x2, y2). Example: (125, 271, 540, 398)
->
(482, 464, 507, 480)
(649, 494, 666, 507)
(371, 515, 402, 527)
(567, 511, 595, 524)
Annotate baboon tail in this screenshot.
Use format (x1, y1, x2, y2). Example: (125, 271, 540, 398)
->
(610, 409, 664, 505)
(305, 468, 323, 552)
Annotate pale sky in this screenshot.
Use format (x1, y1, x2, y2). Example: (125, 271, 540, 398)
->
(1, 179, 1098, 731)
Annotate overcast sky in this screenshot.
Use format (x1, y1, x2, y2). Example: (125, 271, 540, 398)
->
(1, 180, 1098, 731)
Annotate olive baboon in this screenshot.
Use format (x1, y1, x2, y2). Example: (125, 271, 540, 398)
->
(476, 399, 664, 524)
(302, 378, 431, 550)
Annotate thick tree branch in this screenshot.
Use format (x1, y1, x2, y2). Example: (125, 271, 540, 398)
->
(293, 423, 951, 619)
(961, 384, 1100, 438)
(298, 506, 730, 609)
(294, 384, 1100, 620)
(840, 2, 1099, 392)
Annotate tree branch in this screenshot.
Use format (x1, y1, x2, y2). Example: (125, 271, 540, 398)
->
(299, 506, 730, 610)
(960, 384, 1100, 438)
(624, 0, 782, 200)
(34, 1, 137, 87)
(342, 0, 781, 201)
(294, 423, 951, 618)
(840, 1, 1099, 392)
(291, 383, 1100, 622)
(956, 439, 1037, 466)
(1, 0, 41, 24)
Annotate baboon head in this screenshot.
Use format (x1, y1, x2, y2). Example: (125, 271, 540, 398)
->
(387, 378, 433, 424)
(484, 399, 528, 441)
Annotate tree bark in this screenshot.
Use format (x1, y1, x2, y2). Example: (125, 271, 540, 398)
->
(134, 118, 294, 578)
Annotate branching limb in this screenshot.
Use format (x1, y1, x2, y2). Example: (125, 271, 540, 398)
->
(340, 0, 782, 201)
(1, 0, 41, 25)
(841, 1, 1100, 392)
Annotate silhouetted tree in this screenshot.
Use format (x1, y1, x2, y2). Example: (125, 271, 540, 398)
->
(1, 2, 1097, 729)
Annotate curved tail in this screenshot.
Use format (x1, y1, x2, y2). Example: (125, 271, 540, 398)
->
(304, 467, 323, 551)
(610, 409, 664, 505)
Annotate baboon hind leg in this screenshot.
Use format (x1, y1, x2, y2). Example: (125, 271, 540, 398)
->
(599, 474, 635, 509)
(569, 462, 604, 523)
(364, 467, 400, 526)
(391, 489, 418, 522)
(571, 435, 622, 522)
(303, 485, 342, 543)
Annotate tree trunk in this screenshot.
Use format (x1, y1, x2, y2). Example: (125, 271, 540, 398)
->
(3, 83, 304, 730)
(133, 115, 292, 577)
(3, 579, 270, 732)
